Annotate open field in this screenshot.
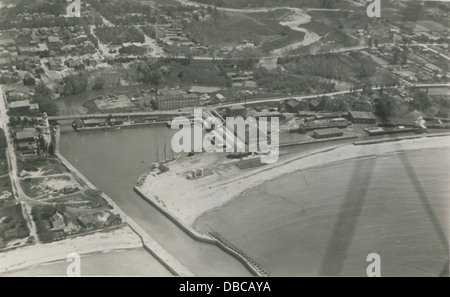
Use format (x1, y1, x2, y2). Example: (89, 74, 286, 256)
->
(16, 157, 67, 177)
(20, 175, 79, 198)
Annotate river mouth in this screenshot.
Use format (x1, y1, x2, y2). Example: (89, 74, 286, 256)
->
(59, 126, 252, 276)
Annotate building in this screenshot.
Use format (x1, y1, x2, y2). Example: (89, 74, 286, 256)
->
(37, 43, 49, 57)
(156, 94, 200, 110)
(23, 73, 36, 86)
(17, 142, 37, 154)
(9, 99, 32, 113)
(51, 212, 66, 230)
(215, 94, 226, 102)
(16, 130, 38, 142)
(313, 128, 344, 139)
(47, 36, 62, 51)
(0, 57, 11, 69)
(285, 99, 301, 113)
(348, 111, 377, 124)
(309, 99, 322, 112)
(227, 104, 247, 118)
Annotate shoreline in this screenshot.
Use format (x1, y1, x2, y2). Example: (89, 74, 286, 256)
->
(0, 226, 142, 274)
(135, 133, 450, 276)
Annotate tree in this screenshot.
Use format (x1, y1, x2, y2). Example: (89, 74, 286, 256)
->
(147, 70, 164, 95)
(392, 48, 400, 65)
(33, 83, 59, 116)
(92, 76, 105, 90)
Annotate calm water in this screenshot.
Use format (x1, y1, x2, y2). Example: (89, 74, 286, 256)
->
(196, 148, 450, 276)
(59, 125, 252, 277)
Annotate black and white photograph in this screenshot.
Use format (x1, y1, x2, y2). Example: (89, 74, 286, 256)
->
(0, 0, 448, 280)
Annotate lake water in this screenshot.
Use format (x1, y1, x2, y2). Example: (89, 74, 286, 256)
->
(196, 147, 450, 276)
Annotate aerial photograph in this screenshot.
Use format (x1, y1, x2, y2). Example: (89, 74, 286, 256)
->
(0, 0, 448, 278)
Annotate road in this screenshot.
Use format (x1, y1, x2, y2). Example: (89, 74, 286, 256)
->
(0, 85, 39, 243)
(213, 83, 450, 109)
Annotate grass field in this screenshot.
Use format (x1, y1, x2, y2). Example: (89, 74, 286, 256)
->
(20, 176, 79, 198)
(16, 157, 67, 177)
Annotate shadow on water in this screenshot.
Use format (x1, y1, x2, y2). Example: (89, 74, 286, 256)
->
(319, 157, 377, 276)
(398, 153, 449, 277)
(320, 149, 449, 277)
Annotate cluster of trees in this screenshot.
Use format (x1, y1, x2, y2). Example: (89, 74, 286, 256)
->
(95, 26, 145, 45)
(137, 62, 168, 94)
(194, 0, 341, 9)
(5, 0, 66, 17)
(0, 15, 87, 30)
(62, 73, 88, 96)
(87, 0, 156, 25)
(0, 128, 6, 151)
(410, 88, 431, 111)
(92, 76, 105, 90)
(392, 48, 409, 65)
(281, 54, 377, 81)
(119, 45, 147, 56)
(0, 204, 30, 245)
(254, 68, 335, 95)
(33, 83, 59, 116)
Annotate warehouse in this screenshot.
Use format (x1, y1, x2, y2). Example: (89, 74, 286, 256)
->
(312, 128, 344, 139)
(348, 111, 377, 124)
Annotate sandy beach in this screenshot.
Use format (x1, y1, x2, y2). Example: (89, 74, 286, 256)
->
(138, 135, 450, 227)
(0, 226, 142, 274)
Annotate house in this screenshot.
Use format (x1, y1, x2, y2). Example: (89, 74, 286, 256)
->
(37, 43, 50, 57)
(285, 99, 301, 113)
(47, 36, 62, 51)
(16, 130, 38, 142)
(66, 57, 85, 70)
(9, 99, 32, 112)
(51, 212, 66, 230)
(227, 104, 247, 118)
(17, 142, 37, 154)
(313, 128, 344, 139)
(0, 57, 10, 69)
(23, 72, 36, 86)
(348, 111, 377, 124)
(77, 215, 97, 229)
(309, 99, 322, 112)
(48, 57, 63, 70)
(215, 94, 226, 102)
